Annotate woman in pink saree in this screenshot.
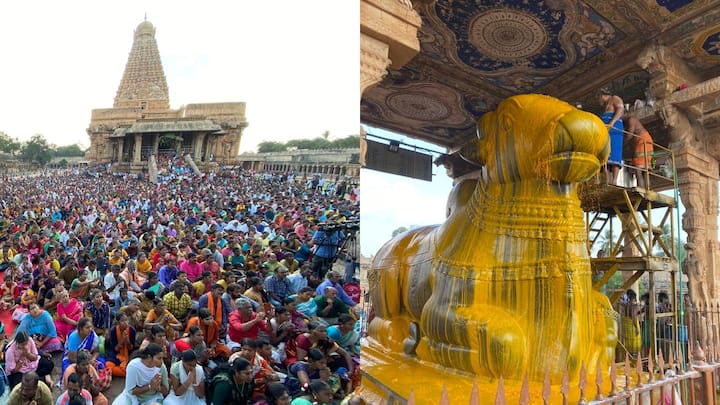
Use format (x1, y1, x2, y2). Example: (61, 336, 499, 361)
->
(56, 290, 83, 343)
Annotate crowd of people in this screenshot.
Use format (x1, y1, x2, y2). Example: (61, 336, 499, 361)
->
(0, 167, 362, 405)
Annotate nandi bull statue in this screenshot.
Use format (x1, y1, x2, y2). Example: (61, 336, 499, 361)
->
(365, 95, 619, 391)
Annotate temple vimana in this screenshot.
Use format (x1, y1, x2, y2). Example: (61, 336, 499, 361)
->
(87, 20, 247, 171)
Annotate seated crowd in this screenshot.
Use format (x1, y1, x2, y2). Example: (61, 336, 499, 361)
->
(0, 168, 362, 405)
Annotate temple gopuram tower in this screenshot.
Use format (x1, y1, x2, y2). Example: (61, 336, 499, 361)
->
(87, 20, 248, 172)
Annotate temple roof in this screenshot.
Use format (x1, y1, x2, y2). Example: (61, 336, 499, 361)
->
(113, 20, 170, 109)
(111, 120, 223, 137)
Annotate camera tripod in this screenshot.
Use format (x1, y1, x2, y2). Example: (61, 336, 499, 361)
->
(333, 229, 360, 283)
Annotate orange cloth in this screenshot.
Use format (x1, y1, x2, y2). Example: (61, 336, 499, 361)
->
(205, 292, 223, 329)
(107, 325, 131, 377)
(185, 316, 231, 358)
(631, 131, 654, 168)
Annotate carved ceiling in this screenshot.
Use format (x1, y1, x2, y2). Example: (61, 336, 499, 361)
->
(361, 0, 720, 150)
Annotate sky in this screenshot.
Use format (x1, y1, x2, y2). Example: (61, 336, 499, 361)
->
(360, 126, 454, 257)
(0, 1, 359, 153)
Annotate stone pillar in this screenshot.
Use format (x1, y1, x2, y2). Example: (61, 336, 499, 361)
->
(676, 146, 720, 307)
(195, 133, 206, 161)
(360, 0, 421, 96)
(117, 139, 124, 162)
(133, 134, 142, 164)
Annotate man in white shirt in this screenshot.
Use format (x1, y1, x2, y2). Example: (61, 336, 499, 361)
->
(104, 264, 126, 301)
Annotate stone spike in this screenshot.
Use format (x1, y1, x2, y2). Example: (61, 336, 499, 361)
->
(695, 340, 706, 361)
(658, 350, 666, 379)
(542, 370, 552, 405)
(578, 362, 587, 404)
(439, 385, 450, 405)
(520, 373, 530, 405)
(609, 361, 618, 397)
(114, 20, 170, 109)
(624, 353, 631, 391)
(647, 351, 655, 383)
(635, 352, 643, 387)
(595, 360, 604, 401)
(408, 390, 416, 405)
(469, 381, 480, 405)
(668, 348, 676, 373)
(561, 368, 569, 405)
(495, 377, 506, 405)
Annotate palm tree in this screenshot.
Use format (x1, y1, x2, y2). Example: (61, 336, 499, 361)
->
(596, 229, 617, 257)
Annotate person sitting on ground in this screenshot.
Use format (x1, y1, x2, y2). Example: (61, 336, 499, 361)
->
(164, 349, 206, 405)
(7, 372, 53, 405)
(264, 265, 292, 307)
(185, 307, 232, 361)
(112, 343, 170, 405)
(315, 270, 357, 308)
(55, 290, 83, 343)
(112, 287, 134, 318)
(244, 276, 273, 313)
(284, 349, 329, 398)
(192, 271, 213, 300)
(1, 275, 19, 311)
(228, 298, 272, 349)
(15, 301, 63, 353)
(139, 324, 172, 369)
(327, 313, 360, 357)
(55, 372, 93, 405)
(290, 379, 334, 405)
(144, 297, 183, 340)
(293, 287, 319, 321)
(62, 350, 109, 405)
(70, 269, 100, 301)
(229, 338, 280, 398)
(163, 282, 193, 323)
(296, 321, 354, 377)
(105, 312, 137, 377)
(263, 382, 292, 405)
(84, 288, 112, 337)
(62, 317, 105, 376)
(4, 330, 55, 390)
(198, 283, 227, 336)
(119, 297, 145, 338)
(314, 286, 350, 325)
(140, 271, 165, 297)
(170, 325, 210, 366)
(287, 264, 312, 295)
(209, 357, 255, 405)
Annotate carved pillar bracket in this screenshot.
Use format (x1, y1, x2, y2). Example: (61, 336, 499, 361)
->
(360, 0, 422, 97)
(675, 144, 720, 307)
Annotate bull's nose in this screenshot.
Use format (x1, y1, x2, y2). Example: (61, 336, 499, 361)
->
(554, 110, 610, 161)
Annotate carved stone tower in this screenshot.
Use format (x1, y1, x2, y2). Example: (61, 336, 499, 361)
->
(114, 20, 170, 110)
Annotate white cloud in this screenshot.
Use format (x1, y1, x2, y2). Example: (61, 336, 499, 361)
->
(0, 1, 359, 152)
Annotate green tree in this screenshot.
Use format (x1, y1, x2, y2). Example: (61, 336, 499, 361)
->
(257, 141, 287, 153)
(20, 134, 54, 165)
(0, 132, 21, 155)
(58, 158, 68, 167)
(391, 226, 408, 238)
(332, 135, 360, 149)
(596, 229, 617, 257)
(287, 137, 332, 150)
(656, 223, 686, 263)
(54, 144, 86, 157)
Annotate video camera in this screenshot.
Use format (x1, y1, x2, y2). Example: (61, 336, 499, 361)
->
(317, 218, 360, 233)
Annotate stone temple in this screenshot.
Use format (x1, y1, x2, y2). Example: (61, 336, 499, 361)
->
(86, 20, 248, 172)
